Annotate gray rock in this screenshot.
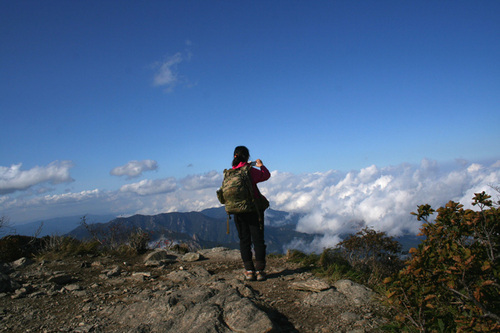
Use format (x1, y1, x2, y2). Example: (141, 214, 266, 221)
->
(132, 271, 151, 278)
(198, 248, 241, 261)
(91, 261, 103, 268)
(144, 250, 177, 263)
(303, 288, 348, 307)
(48, 273, 73, 285)
(64, 284, 82, 291)
(223, 296, 274, 332)
(180, 252, 201, 262)
(11, 286, 33, 299)
(129, 272, 151, 281)
(104, 281, 274, 332)
(106, 266, 122, 277)
(289, 279, 330, 292)
(28, 290, 46, 298)
(73, 323, 95, 333)
(11, 257, 33, 269)
(166, 270, 193, 283)
(334, 279, 376, 305)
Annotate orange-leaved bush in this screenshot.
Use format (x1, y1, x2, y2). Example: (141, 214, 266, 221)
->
(385, 192, 500, 332)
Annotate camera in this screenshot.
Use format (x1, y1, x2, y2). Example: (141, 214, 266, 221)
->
(250, 161, 257, 166)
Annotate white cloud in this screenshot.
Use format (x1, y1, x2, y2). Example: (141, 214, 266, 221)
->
(0, 189, 110, 223)
(285, 234, 343, 254)
(181, 171, 222, 190)
(152, 45, 194, 92)
(120, 178, 177, 196)
(153, 53, 182, 86)
(152, 50, 193, 92)
(260, 159, 500, 253)
(2, 159, 499, 254)
(110, 160, 158, 179)
(0, 161, 74, 195)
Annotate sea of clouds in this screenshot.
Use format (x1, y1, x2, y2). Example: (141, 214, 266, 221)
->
(1, 158, 499, 252)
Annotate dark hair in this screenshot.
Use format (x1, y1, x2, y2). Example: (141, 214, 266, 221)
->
(232, 146, 250, 167)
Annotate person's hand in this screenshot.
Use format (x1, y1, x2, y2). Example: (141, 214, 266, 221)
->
(255, 159, 263, 167)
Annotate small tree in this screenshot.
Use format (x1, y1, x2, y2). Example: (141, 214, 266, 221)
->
(337, 227, 402, 284)
(386, 192, 500, 332)
(128, 228, 150, 254)
(0, 215, 12, 237)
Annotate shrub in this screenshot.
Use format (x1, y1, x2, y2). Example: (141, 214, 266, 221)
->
(42, 234, 65, 252)
(386, 192, 500, 332)
(0, 215, 13, 237)
(318, 248, 363, 282)
(286, 249, 319, 267)
(128, 228, 150, 254)
(284, 231, 402, 285)
(0, 235, 45, 262)
(55, 237, 101, 256)
(79, 215, 129, 250)
(113, 244, 140, 257)
(169, 243, 191, 254)
(336, 227, 403, 285)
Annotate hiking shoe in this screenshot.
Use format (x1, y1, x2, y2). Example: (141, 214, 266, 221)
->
(256, 271, 267, 281)
(244, 271, 256, 281)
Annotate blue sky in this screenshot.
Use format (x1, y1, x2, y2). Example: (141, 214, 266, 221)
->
(1, 1, 499, 242)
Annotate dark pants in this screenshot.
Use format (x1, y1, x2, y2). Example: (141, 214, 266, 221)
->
(234, 211, 266, 271)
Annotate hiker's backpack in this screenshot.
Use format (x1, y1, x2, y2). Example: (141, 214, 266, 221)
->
(217, 164, 270, 233)
(217, 164, 257, 214)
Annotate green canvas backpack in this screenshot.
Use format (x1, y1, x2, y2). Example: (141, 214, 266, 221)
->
(217, 164, 256, 214)
(217, 164, 269, 233)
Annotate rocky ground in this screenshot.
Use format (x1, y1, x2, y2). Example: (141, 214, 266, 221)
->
(0, 248, 393, 332)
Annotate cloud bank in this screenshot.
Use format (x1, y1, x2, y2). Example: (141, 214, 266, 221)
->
(0, 161, 74, 195)
(265, 160, 499, 238)
(1, 159, 499, 253)
(120, 178, 177, 196)
(110, 160, 158, 179)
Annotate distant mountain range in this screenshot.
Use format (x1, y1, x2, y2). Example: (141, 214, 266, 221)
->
(11, 208, 423, 254)
(11, 214, 117, 237)
(67, 208, 317, 254)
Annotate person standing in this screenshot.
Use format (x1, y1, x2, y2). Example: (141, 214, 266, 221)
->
(231, 146, 271, 281)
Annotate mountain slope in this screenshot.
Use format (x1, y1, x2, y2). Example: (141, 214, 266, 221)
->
(67, 208, 318, 254)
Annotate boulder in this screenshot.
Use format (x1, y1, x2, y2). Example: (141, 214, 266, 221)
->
(11, 257, 33, 269)
(104, 281, 274, 332)
(334, 279, 376, 305)
(303, 288, 348, 307)
(180, 252, 202, 262)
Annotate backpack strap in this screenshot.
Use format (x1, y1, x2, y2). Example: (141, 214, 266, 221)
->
(243, 165, 263, 223)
